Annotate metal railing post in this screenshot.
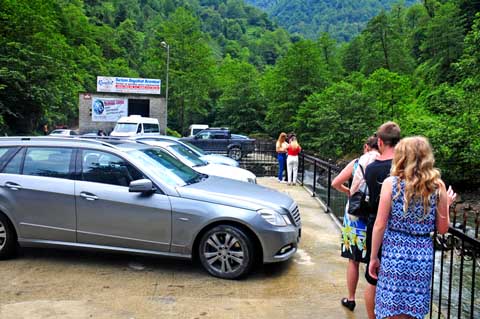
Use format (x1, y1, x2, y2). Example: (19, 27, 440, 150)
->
(301, 154, 304, 186)
(312, 161, 316, 197)
(327, 166, 331, 208)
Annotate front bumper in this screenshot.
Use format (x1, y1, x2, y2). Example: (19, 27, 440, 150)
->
(260, 224, 301, 263)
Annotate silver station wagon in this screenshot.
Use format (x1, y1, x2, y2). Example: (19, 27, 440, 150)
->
(0, 137, 301, 279)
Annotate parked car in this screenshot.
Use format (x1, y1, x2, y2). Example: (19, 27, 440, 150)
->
(49, 129, 78, 136)
(138, 139, 256, 183)
(110, 115, 160, 137)
(136, 136, 240, 167)
(188, 124, 209, 137)
(0, 137, 301, 279)
(180, 128, 255, 161)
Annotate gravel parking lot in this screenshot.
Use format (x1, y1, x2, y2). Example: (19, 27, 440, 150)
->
(0, 178, 367, 319)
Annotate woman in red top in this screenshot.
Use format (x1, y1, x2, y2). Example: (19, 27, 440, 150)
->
(286, 136, 302, 185)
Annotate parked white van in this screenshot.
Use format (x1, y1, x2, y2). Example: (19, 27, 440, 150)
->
(110, 115, 160, 137)
(188, 124, 208, 136)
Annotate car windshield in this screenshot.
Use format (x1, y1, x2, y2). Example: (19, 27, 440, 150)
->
(50, 130, 67, 135)
(169, 144, 207, 167)
(183, 141, 205, 155)
(114, 123, 138, 133)
(126, 148, 203, 187)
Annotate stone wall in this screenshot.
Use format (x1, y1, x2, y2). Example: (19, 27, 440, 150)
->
(78, 93, 166, 134)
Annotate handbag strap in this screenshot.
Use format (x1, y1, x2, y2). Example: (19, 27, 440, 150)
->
(358, 163, 365, 178)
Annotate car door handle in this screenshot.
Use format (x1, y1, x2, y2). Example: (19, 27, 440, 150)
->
(80, 192, 98, 201)
(5, 182, 22, 191)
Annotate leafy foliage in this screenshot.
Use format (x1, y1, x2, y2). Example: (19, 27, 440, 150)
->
(0, 0, 479, 188)
(0, 0, 291, 136)
(245, 0, 418, 41)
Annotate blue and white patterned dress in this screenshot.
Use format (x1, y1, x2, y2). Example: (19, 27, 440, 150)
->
(375, 177, 437, 319)
(341, 160, 368, 263)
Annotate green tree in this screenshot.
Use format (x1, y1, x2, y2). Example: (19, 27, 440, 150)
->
(361, 11, 414, 74)
(116, 19, 144, 69)
(418, 2, 465, 83)
(0, 0, 84, 133)
(362, 68, 414, 123)
(295, 81, 377, 158)
(317, 32, 342, 78)
(156, 8, 216, 134)
(214, 56, 265, 133)
(263, 40, 331, 134)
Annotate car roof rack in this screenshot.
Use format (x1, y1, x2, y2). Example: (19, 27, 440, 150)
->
(0, 136, 120, 149)
(204, 127, 229, 130)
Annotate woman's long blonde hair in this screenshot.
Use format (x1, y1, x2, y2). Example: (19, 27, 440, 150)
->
(391, 136, 441, 215)
(276, 132, 287, 149)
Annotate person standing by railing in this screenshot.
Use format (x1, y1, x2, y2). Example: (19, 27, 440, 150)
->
(286, 136, 301, 185)
(276, 132, 288, 183)
(368, 136, 456, 319)
(332, 135, 379, 311)
(364, 121, 401, 319)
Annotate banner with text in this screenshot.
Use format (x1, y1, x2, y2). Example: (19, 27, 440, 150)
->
(97, 76, 161, 95)
(92, 98, 128, 122)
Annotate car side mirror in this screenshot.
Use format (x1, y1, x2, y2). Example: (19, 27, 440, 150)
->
(129, 179, 155, 193)
(194, 135, 200, 139)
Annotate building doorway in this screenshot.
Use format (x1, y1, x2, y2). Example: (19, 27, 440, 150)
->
(128, 99, 150, 117)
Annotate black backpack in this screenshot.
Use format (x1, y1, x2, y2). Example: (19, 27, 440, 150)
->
(347, 164, 371, 217)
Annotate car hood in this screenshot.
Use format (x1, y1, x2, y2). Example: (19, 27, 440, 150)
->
(177, 176, 295, 213)
(193, 163, 254, 183)
(200, 154, 239, 167)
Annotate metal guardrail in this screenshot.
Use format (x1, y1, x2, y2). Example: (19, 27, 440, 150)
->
(430, 207, 479, 319)
(242, 140, 479, 319)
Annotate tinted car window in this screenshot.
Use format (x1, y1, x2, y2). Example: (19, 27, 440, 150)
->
(169, 144, 206, 167)
(1, 148, 24, 174)
(82, 150, 143, 187)
(0, 148, 10, 159)
(0, 147, 16, 170)
(197, 131, 212, 140)
(23, 148, 73, 179)
(114, 123, 138, 133)
(144, 123, 159, 133)
(212, 132, 227, 139)
(127, 148, 202, 187)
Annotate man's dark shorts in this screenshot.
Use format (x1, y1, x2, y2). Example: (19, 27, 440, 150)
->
(365, 216, 380, 286)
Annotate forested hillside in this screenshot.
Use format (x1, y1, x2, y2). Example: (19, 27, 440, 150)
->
(0, 0, 479, 187)
(245, 0, 418, 41)
(0, 0, 291, 135)
(261, 0, 480, 187)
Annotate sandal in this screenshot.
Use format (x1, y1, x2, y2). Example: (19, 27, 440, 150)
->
(341, 298, 356, 311)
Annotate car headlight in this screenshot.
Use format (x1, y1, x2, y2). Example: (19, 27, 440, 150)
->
(258, 209, 291, 226)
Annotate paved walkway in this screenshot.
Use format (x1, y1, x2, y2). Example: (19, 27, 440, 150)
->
(0, 177, 368, 319)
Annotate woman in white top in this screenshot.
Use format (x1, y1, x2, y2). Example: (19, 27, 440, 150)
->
(332, 136, 379, 311)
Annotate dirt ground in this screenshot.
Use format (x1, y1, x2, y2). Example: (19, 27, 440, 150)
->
(0, 177, 368, 319)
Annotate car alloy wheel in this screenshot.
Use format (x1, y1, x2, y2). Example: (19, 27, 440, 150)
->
(199, 225, 254, 279)
(0, 221, 6, 251)
(0, 213, 16, 259)
(228, 147, 242, 161)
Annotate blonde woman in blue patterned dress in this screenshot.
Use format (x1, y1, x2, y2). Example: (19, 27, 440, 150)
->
(368, 136, 456, 319)
(332, 136, 379, 311)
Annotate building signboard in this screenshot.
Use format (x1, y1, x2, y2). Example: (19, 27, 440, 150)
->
(97, 76, 161, 95)
(91, 97, 128, 122)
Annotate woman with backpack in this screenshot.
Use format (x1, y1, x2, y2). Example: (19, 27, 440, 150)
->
(332, 136, 379, 311)
(368, 136, 455, 319)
